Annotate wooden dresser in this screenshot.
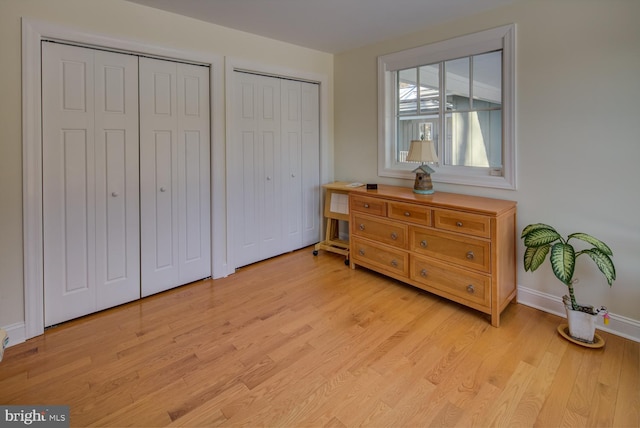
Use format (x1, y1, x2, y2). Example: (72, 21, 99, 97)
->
(349, 185, 517, 327)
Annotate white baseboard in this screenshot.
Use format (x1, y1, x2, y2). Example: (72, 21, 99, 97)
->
(2, 322, 26, 348)
(517, 285, 640, 343)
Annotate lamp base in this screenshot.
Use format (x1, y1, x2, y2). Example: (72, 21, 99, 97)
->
(413, 188, 434, 195)
(413, 171, 435, 195)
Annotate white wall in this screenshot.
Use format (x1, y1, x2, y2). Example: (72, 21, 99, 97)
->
(334, 0, 640, 339)
(0, 0, 333, 341)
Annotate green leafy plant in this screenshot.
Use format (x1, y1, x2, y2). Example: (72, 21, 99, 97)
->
(521, 223, 616, 311)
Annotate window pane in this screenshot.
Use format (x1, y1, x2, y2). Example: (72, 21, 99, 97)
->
(446, 110, 502, 168)
(398, 68, 417, 115)
(444, 51, 503, 171)
(445, 57, 469, 111)
(397, 118, 439, 162)
(473, 51, 502, 106)
(418, 64, 439, 114)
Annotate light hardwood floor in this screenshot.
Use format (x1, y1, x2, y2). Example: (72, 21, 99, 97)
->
(1, 248, 638, 427)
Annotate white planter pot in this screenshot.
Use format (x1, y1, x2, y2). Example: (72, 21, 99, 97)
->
(564, 305, 597, 343)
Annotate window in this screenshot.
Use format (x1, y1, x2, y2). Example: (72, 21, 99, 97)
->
(378, 25, 516, 189)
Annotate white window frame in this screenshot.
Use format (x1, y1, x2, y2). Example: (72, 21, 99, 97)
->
(378, 24, 516, 189)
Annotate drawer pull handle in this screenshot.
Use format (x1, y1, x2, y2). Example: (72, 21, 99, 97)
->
(359, 224, 365, 231)
(404, 212, 411, 216)
(456, 221, 463, 227)
(359, 249, 365, 256)
(391, 260, 398, 267)
(466, 251, 475, 260)
(420, 269, 427, 277)
(467, 284, 475, 294)
(420, 240, 428, 248)
(391, 232, 398, 240)
(364, 203, 370, 208)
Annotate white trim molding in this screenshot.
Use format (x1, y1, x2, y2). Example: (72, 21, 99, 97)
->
(517, 285, 640, 343)
(1, 323, 27, 348)
(21, 18, 224, 340)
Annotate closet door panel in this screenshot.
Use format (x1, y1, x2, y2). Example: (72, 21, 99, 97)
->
(140, 57, 180, 296)
(59, 131, 94, 292)
(103, 131, 127, 278)
(153, 132, 176, 269)
(141, 58, 211, 294)
(261, 130, 280, 252)
(240, 130, 259, 255)
(281, 80, 303, 250)
(183, 131, 203, 260)
(233, 74, 264, 267)
(42, 43, 97, 326)
(94, 51, 140, 309)
(259, 78, 283, 259)
(301, 83, 321, 246)
(177, 64, 211, 284)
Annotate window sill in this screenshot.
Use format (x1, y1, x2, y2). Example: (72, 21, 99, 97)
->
(378, 165, 516, 190)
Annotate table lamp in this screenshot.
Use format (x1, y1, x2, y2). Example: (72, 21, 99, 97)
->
(406, 139, 439, 194)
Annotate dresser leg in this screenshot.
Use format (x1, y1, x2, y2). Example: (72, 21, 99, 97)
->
(491, 312, 500, 328)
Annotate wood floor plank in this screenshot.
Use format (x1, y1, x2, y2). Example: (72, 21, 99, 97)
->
(612, 339, 640, 427)
(373, 375, 438, 426)
(454, 381, 502, 427)
(586, 382, 617, 428)
(534, 341, 584, 427)
(508, 351, 563, 427)
(561, 407, 589, 427)
(480, 360, 537, 427)
(565, 344, 606, 419)
(0, 247, 637, 427)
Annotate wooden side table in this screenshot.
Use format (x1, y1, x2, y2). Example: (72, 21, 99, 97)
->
(313, 182, 356, 264)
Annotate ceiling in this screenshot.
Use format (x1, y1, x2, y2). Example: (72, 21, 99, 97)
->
(126, 0, 521, 54)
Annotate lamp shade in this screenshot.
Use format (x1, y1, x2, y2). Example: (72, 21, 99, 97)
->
(406, 139, 438, 164)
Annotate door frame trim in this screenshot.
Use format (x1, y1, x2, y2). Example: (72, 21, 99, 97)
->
(21, 18, 224, 339)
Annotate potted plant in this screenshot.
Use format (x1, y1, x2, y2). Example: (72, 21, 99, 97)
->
(521, 223, 616, 344)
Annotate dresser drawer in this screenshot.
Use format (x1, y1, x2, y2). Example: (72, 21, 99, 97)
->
(352, 214, 408, 249)
(410, 255, 490, 308)
(434, 209, 491, 238)
(388, 201, 431, 226)
(410, 227, 491, 273)
(350, 195, 387, 216)
(352, 237, 409, 277)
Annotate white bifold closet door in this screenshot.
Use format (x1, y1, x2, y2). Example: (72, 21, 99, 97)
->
(232, 71, 320, 268)
(139, 58, 211, 297)
(42, 44, 211, 326)
(42, 43, 140, 326)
